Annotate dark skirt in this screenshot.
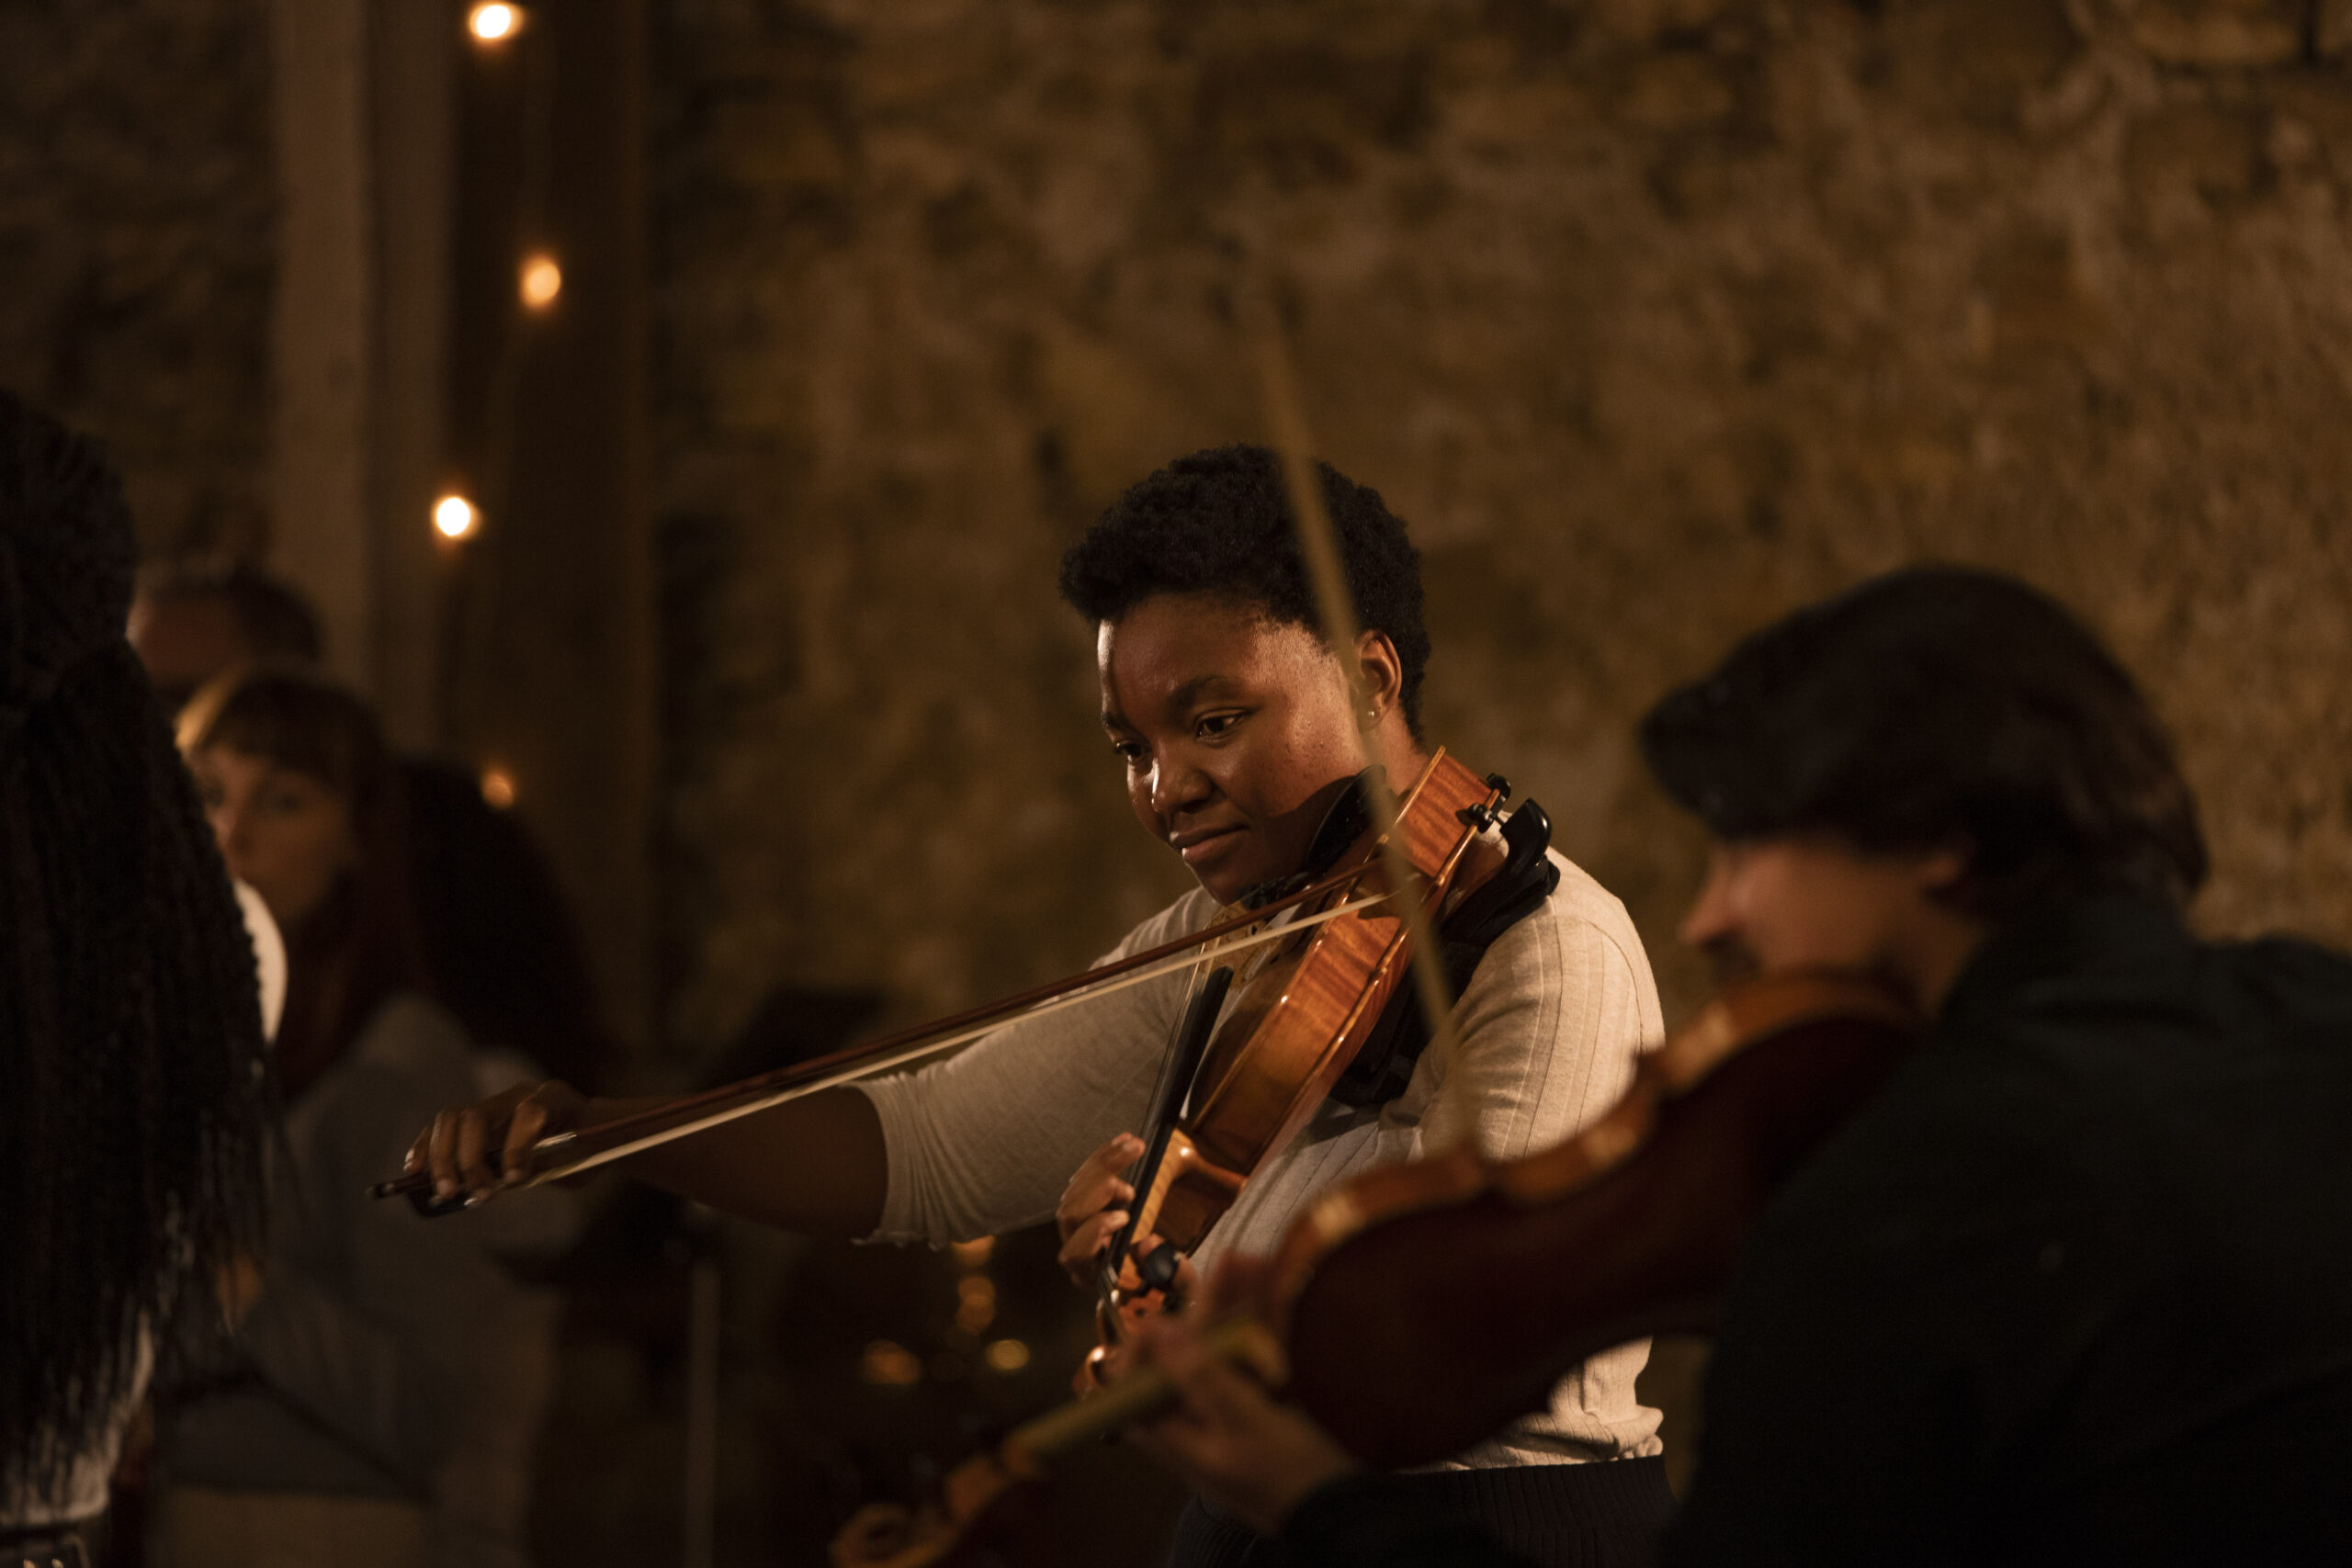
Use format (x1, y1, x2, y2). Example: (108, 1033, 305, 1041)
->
(1166, 1457, 1675, 1568)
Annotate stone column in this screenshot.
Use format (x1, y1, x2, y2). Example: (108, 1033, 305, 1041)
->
(267, 0, 375, 693)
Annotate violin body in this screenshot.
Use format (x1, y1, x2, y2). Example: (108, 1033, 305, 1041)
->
(1084, 751, 1511, 1386)
(1262, 972, 1917, 1468)
(1143, 751, 1509, 1255)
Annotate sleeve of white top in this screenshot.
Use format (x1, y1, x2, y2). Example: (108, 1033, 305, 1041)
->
(234, 878, 288, 1041)
(854, 888, 1219, 1247)
(1421, 852, 1667, 1163)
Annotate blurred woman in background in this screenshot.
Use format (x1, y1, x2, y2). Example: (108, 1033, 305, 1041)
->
(0, 389, 273, 1564)
(155, 670, 538, 1568)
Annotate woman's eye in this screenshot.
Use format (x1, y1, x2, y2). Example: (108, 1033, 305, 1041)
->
(1196, 711, 1242, 739)
(1111, 740, 1147, 764)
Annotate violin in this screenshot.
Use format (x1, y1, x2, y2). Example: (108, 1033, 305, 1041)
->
(831, 969, 1918, 1567)
(1080, 749, 1520, 1383)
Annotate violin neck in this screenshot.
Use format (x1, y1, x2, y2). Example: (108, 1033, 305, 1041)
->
(1106, 965, 1233, 1275)
(1009, 1318, 1289, 1466)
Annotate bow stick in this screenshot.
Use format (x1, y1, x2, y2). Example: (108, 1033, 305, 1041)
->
(1254, 329, 1480, 1146)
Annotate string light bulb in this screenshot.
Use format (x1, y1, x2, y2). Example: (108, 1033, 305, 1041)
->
(480, 767, 517, 810)
(468, 4, 524, 42)
(434, 494, 478, 540)
(519, 254, 562, 310)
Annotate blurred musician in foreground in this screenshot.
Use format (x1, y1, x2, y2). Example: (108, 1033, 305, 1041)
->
(1131, 566, 2352, 1566)
(417, 446, 1679, 1567)
(0, 391, 273, 1563)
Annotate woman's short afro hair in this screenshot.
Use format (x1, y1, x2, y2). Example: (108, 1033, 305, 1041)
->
(1057, 445, 1432, 735)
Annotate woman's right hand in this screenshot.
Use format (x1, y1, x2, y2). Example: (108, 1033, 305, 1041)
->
(405, 1079, 588, 1201)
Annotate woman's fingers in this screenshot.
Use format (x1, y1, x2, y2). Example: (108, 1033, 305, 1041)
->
(1055, 1133, 1145, 1242)
(416, 1082, 580, 1201)
(499, 1081, 582, 1186)
(455, 1102, 498, 1194)
(1058, 1207, 1129, 1285)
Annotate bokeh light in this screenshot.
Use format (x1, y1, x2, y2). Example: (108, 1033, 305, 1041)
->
(953, 1274, 997, 1337)
(857, 1340, 922, 1388)
(468, 4, 522, 42)
(434, 493, 478, 539)
(519, 254, 562, 309)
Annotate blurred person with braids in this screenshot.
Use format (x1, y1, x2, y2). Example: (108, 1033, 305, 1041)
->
(0, 390, 274, 1563)
(153, 670, 537, 1568)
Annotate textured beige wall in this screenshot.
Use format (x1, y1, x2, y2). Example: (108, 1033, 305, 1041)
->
(0, 0, 274, 557)
(654, 0, 2352, 1055)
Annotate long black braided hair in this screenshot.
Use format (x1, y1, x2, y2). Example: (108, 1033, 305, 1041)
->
(0, 390, 270, 1502)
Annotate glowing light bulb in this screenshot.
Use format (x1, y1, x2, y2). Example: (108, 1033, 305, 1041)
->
(480, 767, 516, 809)
(519, 254, 561, 309)
(468, 4, 521, 42)
(434, 494, 478, 539)
(982, 1339, 1031, 1373)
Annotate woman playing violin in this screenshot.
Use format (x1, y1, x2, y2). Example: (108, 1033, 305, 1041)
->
(413, 445, 1678, 1566)
(1127, 566, 2352, 1567)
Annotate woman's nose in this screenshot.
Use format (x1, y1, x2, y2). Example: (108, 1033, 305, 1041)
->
(1148, 752, 1212, 818)
(210, 805, 249, 864)
(1679, 854, 1735, 950)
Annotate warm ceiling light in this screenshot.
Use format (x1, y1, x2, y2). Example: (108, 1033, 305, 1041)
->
(434, 494, 478, 539)
(480, 767, 517, 810)
(468, 4, 522, 42)
(519, 254, 562, 309)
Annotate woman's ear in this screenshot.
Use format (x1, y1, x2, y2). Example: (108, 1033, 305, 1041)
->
(1352, 628, 1404, 717)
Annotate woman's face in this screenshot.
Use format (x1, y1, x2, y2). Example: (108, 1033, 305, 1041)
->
(191, 746, 359, 931)
(1097, 592, 1376, 906)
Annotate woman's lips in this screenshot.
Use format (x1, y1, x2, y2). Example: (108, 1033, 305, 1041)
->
(1173, 826, 1244, 864)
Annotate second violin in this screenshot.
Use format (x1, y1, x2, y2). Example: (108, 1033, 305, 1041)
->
(834, 970, 1919, 1566)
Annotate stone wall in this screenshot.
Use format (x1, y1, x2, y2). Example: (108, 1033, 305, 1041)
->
(0, 0, 274, 557)
(652, 0, 2352, 1055)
